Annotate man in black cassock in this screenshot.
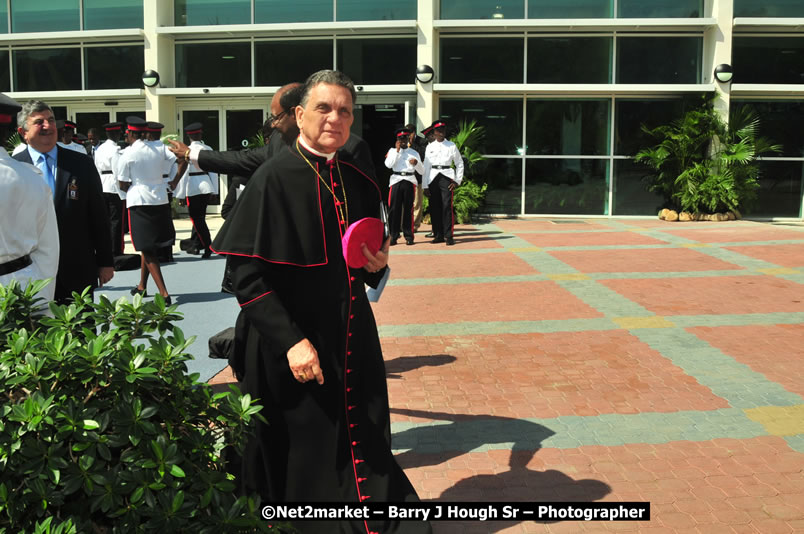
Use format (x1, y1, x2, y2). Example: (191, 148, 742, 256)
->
(212, 70, 430, 534)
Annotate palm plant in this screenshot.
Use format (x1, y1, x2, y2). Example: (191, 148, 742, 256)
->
(635, 97, 780, 214)
(451, 119, 487, 174)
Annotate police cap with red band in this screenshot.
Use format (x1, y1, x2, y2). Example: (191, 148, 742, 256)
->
(126, 116, 147, 132)
(184, 122, 203, 135)
(0, 93, 21, 125)
(103, 122, 123, 131)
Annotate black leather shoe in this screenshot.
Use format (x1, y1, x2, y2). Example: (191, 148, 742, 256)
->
(187, 246, 200, 255)
(446, 237, 455, 246)
(406, 239, 414, 245)
(390, 238, 398, 246)
(164, 296, 172, 306)
(425, 232, 435, 238)
(130, 287, 147, 297)
(202, 249, 212, 259)
(431, 237, 445, 244)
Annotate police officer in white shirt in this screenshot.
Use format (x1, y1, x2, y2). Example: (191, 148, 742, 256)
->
(145, 121, 178, 263)
(94, 122, 124, 256)
(117, 117, 177, 305)
(0, 92, 59, 303)
(422, 120, 464, 246)
(56, 120, 87, 154)
(384, 127, 423, 246)
(172, 122, 218, 258)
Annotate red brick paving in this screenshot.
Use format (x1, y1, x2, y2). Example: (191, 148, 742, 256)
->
(548, 248, 743, 274)
(725, 244, 804, 268)
(688, 325, 804, 398)
(388, 252, 537, 279)
(493, 220, 614, 233)
(600, 275, 804, 315)
(413, 225, 506, 249)
(383, 332, 728, 422)
(520, 231, 668, 248)
(659, 227, 804, 243)
(372, 281, 603, 325)
(400, 437, 804, 533)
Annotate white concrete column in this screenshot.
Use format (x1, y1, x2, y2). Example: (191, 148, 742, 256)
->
(705, 0, 733, 121)
(416, 0, 437, 132)
(143, 0, 177, 133)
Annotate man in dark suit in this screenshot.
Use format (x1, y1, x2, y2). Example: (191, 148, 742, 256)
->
(14, 100, 114, 302)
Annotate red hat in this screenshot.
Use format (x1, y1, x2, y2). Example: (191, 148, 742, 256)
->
(342, 218, 384, 269)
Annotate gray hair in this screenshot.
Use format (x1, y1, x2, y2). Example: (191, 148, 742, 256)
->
(299, 70, 357, 108)
(17, 100, 52, 131)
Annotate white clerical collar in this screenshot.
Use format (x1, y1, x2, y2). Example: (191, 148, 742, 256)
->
(298, 135, 336, 161)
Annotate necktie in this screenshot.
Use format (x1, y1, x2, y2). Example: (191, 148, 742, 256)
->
(38, 154, 56, 197)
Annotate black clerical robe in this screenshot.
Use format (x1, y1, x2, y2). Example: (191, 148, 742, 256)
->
(212, 141, 429, 534)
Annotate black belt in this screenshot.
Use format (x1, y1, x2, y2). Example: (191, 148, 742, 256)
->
(100, 170, 113, 175)
(0, 254, 32, 276)
(162, 174, 168, 178)
(189, 172, 208, 176)
(395, 172, 415, 176)
(433, 165, 451, 169)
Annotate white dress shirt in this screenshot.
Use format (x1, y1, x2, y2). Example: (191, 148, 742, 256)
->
(422, 139, 464, 189)
(117, 139, 176, 207)
(58, 141, 88, 155)
(384, 147, 424, 188)
(174, 140, 218, 199)
(0, 150, 59, 302)
(94, 139, 122, 196)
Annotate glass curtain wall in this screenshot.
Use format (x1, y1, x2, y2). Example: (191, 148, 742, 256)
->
(83, 0, 143, 29)
(734, 0, 804, 17)
(0, 50, 8, 91)
(173, 0, 416, 24)
(440, 0, 702, 19)
(176, 42, 252, 87)
(9, 0, 142, 32)
(733, 37, 804, 85)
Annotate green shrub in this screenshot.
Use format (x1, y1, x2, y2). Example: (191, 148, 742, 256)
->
(0, 281, 285, 534)
(454, 180, 488, 223)
(635, 95, 781, 214)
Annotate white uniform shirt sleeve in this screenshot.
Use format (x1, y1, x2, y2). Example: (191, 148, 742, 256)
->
(422, 144, 433, 189)
(451, 144, 464, 185)
(200, 143, 218, 195)
(33, 184, 59, 302)
(384, 148, 401, 170)
(408, 148, 424, 175)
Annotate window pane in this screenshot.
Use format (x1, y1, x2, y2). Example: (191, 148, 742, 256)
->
(255, 0, 332, 23)
(337, 38, 415, 85)
(482, 159, 523, 214)
(176, 42, 251, 87)
(617, 37, 701, 84)
(0, 3, 7, 33)
(441, 0, 523, 20)
(14, 48, 81, 91)
(440, 99, 523, 156)
(750, 161, 803, 218)
(528, 37, 611, 83)
(0, 51, 8, 91)
(85, 45, 144, 90)
(338, 0, 415, 21)
(525, 158, 609, 214)
(734, 0, 804, 17)
(175, 0, 250, 26)
(614, 98, 688, 155)
(256, 40, 332, 86)
(731, 101, 804, 158)
(441, 37, 524, 83)
(612, 159, 664, 215)
(618, 0, 701, 18)
(733, 37, 804, 85)
(11, 0, 79, 33)
(84, 0, 143, 30)
(526, 100, 610, 156)
(528, 0, 611, 18)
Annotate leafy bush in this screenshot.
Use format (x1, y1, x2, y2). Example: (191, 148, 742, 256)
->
(0, 281, 283, 534)
(635, 95, 781, 214)
(454, 180, 488, 223)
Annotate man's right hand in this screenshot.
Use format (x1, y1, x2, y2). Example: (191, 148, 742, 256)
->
(287, 338, 324, 385)
(167, 139, 189, 156)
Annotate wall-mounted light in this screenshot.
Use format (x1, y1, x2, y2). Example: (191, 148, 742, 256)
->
(142, 69, 160, 88)
(714, 64, 733, 84)
(416, 65, 434, 84)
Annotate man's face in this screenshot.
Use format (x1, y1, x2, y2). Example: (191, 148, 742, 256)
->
(62, 128, 74, 144)
(23, 110, 57, 153)
(296, 83, 353, 154)
(88, 131, 98, 146)
(434, 127, 446, 142)
(270, 94, 298, 145)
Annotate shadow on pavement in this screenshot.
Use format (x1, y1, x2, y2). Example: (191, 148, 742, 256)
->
(392, 408, 611, 532)
(385, 354, 457, 379)
(173, 291, 234, 305)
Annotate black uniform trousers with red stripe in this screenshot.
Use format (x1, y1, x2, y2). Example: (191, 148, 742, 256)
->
(429, 173, 455, 240)
(187, 193, 211, 251)
(388, 180, 415, 243)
